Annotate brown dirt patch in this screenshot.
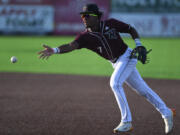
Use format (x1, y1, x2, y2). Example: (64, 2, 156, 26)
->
(0, 72, 179, 135)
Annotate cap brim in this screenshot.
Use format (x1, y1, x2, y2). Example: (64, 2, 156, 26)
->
(80, 11, 94, 15)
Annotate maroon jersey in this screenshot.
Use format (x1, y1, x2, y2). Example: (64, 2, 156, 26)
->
(75, 18, 130, 63)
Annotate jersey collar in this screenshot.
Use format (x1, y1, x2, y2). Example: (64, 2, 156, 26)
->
(85, 21, 105, 33)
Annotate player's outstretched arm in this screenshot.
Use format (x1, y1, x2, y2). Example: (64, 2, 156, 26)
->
(38, 41, 79, 59)
(38, 45, 54, 59)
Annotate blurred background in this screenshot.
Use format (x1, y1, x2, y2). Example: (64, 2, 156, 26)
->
(0, 0, 180, 36)
(0, 0, 180, 79)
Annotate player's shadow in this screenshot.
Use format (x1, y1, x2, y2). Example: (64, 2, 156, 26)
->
(111, 131, 135, 135)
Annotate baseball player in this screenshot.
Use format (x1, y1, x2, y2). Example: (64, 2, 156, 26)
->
(38, 3, 175, 134)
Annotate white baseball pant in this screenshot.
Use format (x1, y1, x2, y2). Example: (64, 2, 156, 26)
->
(110, 48, 171, 123)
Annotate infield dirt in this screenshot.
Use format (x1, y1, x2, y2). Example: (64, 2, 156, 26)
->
(0, 72, 179, 135)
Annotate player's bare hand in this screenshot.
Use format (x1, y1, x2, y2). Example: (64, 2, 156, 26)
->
(38, 44, 54, 59)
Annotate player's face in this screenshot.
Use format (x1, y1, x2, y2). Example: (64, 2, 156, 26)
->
(81, 14, 99, 28)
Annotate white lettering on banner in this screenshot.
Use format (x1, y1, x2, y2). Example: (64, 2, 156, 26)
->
(0, 5, 54, 33)
(113, 0, 156, 6)
(110, 13, 180, 37)
(112, 0, 180, 7)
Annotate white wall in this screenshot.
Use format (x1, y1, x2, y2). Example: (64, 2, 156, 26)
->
(110, 13, 180, 37)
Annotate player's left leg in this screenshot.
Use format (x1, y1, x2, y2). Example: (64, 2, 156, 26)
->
(110, 48, 137, 133)
(125, 68, 171, 117)
(125, 68, 174, 134)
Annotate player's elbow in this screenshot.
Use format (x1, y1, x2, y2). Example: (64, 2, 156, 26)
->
(129, 26, 139, 39)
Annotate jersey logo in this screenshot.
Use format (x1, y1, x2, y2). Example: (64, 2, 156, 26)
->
(104, 28, 118, 39)
(97, 46, 103, 53)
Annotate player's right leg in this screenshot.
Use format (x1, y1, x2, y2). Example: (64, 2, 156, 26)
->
(110, 61, 134, 133)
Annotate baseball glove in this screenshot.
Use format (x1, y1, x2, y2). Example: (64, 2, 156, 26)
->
(130, 46, 152, 64)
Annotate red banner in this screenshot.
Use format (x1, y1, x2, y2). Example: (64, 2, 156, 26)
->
(0, 0, 110, 35)
(0, 0, 52, 5)
(54, 0, 110, 35)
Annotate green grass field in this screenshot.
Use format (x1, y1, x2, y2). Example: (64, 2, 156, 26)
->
(0, 36, 180, 79)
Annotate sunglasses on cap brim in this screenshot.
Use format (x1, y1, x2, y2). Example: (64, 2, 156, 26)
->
(81, 13, 98, 18)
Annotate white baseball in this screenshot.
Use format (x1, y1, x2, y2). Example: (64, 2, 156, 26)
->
(10, 56, 17, 63)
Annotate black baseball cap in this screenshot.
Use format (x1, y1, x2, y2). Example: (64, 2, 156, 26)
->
(80, 3, 103, 16)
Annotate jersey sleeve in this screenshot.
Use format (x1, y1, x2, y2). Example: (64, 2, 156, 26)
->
(74, 32, 90, 49)
(106, 18, 131, 33)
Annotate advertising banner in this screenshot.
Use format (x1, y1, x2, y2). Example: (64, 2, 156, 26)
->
(111, 0, 180, 13)
(0, 1, 54, 34)
(0, 0, 52, 5)
(110, 13, 180, 37)
(54, 0, 110, 35)
(0, 5, 54, 34)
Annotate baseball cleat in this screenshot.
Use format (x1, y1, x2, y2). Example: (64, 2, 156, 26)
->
(113, 122, 133, 133)
(164, 108, 176, 134)
(171, 108, 176, 116)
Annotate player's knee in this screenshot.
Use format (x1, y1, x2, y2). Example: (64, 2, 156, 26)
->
(110, 80, 123, 92)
